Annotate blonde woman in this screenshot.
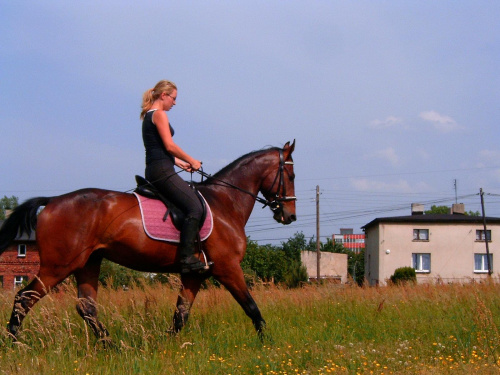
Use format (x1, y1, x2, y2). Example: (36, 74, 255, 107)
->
(141, 80, 207, 273)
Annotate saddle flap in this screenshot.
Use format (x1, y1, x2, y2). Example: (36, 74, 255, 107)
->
(134, 175, 207, 231)
(134, 192, 213, 243)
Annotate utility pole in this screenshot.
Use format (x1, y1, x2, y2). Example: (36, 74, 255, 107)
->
(480, 188, 492, 276)
(316, 185, 321, 281)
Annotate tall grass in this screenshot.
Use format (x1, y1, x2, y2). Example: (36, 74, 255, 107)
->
(1, 280, 500, 374)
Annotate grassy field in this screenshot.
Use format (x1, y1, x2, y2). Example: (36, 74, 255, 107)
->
(1, 279, 500, 374)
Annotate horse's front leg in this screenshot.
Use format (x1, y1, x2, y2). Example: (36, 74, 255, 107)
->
(171, 274, 204, 333)
(213, 263, 267, 340)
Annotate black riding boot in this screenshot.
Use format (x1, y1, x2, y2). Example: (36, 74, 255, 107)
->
(179, 217, 208, 274)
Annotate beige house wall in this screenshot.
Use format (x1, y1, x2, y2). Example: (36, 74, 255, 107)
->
(301, 251, 348, 283)
(365, 222, 498, 285)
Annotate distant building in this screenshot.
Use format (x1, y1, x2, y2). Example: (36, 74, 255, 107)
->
(333, 228, 365, 253)
(301, 251, 348, 283)
(0, 220, 40, 289)
(363, 203, 500, 286)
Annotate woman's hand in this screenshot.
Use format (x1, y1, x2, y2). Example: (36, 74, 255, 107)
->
(176, 159, 202, 172)
(190, 160, 202, 171)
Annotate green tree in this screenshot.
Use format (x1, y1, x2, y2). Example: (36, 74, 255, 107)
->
(319, 237, 346, 253)
(281, 232, 307, 261)
(425, 205, 449, 215)
(283, 260, 309, 288)
(467, 210, 480, 216)
(425, 204, 480, 216)
(0, 195, 19, 220)
(242, 236, 309, 288)
(241, 239, 287, 283)
(99, 259, 148, 289)
(348, 250, 365, 285)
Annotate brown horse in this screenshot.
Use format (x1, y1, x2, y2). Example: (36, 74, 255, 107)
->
(0, 141, 296, 342)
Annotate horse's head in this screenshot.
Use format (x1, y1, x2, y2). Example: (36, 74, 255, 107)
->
(260, 140, 297, 225)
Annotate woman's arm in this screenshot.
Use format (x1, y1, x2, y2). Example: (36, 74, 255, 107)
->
(153, 110, 201, 171)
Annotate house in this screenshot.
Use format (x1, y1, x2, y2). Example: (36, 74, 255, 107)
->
(301, 251, 348, 283)
(0, 220, 40, 289)
(333, 228, 365, 253)
(362, 203, 500, 286)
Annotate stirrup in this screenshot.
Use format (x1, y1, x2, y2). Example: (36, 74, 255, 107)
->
(180, 255, 213, 274)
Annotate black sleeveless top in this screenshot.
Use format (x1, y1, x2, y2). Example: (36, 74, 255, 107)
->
(142, 109, 175, 166)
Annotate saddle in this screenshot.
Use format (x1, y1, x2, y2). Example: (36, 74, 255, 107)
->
(134, 175, 207, 231)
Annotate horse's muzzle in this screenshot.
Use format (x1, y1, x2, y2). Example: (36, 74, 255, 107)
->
(273, 208, 297, 225)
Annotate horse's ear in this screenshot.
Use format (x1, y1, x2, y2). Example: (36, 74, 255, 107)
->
(283, 139, 295, 157)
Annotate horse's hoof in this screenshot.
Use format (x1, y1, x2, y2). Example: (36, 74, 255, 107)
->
(97, 337, 118, 351)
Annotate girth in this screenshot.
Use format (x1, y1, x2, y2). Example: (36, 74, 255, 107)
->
(134, 175, 207, 231)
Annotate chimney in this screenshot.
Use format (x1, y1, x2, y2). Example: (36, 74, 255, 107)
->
(450, 203, 465, 215)
(411, 203, 424, 215)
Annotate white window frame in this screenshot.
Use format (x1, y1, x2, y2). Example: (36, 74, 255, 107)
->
(17, 244, 27, 257)
(474, 253, 493, 273)
(412, 253, 431, 273)
(476, 230, 492, 242)
(14, 275, 28, 288)
(413, 229, 429, 241)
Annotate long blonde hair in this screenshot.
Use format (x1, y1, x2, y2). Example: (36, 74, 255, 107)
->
(140, 80, 177, 119)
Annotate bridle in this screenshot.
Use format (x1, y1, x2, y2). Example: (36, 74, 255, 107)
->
(196, 149, 297, 213)
(264, 149, 297, 213)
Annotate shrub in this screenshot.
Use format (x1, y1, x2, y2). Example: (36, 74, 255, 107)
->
(284, 261, 309, 288)
(390, 266, 416, 285)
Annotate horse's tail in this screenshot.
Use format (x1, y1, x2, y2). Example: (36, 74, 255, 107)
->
(0, 197, 51, 254)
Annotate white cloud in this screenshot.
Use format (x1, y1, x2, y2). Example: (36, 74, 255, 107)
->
(419, 110, 462, 132)
(367, 147, 400, 166)
(368, 116, 404, 129)
(475, 149, 500, 169)
(417, 148, 431, 161)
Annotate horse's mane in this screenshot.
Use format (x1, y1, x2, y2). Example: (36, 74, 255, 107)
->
(199, 146, 280, 186)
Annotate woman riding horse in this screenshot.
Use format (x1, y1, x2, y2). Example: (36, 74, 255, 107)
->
(141, 79, 207, 274)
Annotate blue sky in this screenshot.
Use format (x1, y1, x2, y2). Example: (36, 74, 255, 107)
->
(1, 1, 500, 244)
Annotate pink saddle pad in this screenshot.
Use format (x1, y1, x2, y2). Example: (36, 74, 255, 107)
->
(134, 192, 213, 243)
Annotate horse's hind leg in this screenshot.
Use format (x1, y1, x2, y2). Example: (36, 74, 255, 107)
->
(171, 275, 204, 333)
(8, 274, 63, 339)
(73, 255, 109, 340)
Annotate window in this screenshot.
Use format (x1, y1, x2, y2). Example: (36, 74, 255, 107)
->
(413, 229, 429, 241)
(14, 276, 28, 288)
(18, 244, 27, 257)
(412, 253, 431, 273)
(474, 254, 493, 273)
(476, 230, 491, 242)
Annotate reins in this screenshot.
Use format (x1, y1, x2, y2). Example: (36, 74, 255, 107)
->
(195, 168, 274, 209)
(195, 149, 297, 213)
(127, 148, 296, 213)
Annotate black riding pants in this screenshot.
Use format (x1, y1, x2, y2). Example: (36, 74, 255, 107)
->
(145, 159, 203, 221)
